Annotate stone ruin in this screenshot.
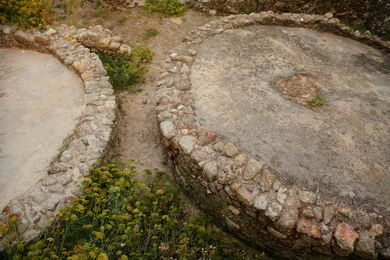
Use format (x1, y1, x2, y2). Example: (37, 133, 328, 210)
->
(156, 11, 390, 259)
(0, 8, 389, 260)
(0, 24, 119, 249)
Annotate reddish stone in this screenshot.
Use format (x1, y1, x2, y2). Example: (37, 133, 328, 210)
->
(333, 222, 359, 256)
(197, 127, 217, 145)
(297, 219, 322, 239)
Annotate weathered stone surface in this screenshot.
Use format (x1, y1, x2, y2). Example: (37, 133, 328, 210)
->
(268, 226, 287, 239)
(118, 44, 132, 54)
(217, 161, 241, 185)
(276, 208, 299, 235)
(228, 205, 240, 215)
(156, 11, 390, 259)
(41, 176, 58, 186)
(108, 41, 121, 50)
(160, 120, 176, 139)
(298, 190, 316, 204)
(1, 24, 116, 245)
(203, 161, 218, 182)
(223, 142, 238, 157)
(243, 159, 262, 180)
(265, 201, 283, 221)
(333, 222, 359, 256)
(254, 193, 268, 211)
(14, 30, 34, 45)
(171, 55, 193, 65)
(324, 205, 337, 224)
(189, 23, 390, 216)
(179, 135, 196, 154)
(234, 154, 246, 166)
(34, 34, 50, 46)
(214, 141, 225, 153)
(370, 224, 384, 237)
(30, 188, 47, 204)
(47, 184, 65, 194)
(235, 186, 254, 206)
(258, 168, 276, 192)
(355, 231, 377, 259)
(197, 127, 217, 145)
(96, 37, 110, 48)
(297, 219, 321, 239)
(72, 59, 89, 74)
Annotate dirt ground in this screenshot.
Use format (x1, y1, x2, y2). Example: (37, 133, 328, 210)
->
(64, 3, 214, 173)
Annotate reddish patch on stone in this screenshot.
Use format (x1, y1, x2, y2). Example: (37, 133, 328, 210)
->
(334, 222, 359, 254)
(197, 127, 217, 145)
(297, 219, 321, 239)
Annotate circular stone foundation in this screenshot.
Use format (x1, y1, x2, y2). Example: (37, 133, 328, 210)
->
(190, 25, 390, 215)
(157, 12, 390, 258)
(0, 49, 85, 210)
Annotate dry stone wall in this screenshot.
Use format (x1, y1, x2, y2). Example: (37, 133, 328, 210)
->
(193, 0, 390, 39)
(0, 24, 122, 250)
(156, 12, 390, 259)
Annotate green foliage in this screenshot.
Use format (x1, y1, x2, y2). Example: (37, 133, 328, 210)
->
(1, 163, 263, 259)
(309, 94, 326, 107)
(0, 0, 53, 28)
(116, 15, 128, 25)
(98, 49, 153, 92)
(145, 0, 186, 17)
(349, 23, 368, 34)
(143, 28, 159, 40)
(132, 46, 153, 64)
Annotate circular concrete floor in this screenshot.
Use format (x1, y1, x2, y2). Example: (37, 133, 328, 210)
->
(190, 26, 390, 214)
(0, 49, 85, 210)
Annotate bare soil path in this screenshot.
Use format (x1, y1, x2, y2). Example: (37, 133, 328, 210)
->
(75, 5, 213, 173)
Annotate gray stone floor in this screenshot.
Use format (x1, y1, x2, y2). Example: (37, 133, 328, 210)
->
(0, 49, 85, 210)
(190, 25, 390, 214)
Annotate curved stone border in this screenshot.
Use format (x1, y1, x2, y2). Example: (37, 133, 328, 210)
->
(0, 24, 120, 249)
(156, 12, 389, 259)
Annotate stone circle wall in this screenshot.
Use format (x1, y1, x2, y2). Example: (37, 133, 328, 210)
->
(0, 24, 123, 250)
(193, 0, 390, 39)
(156, 12, 390, 259)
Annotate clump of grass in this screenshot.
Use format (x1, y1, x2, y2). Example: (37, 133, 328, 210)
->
(55, 2, 67, 9)
(349, 23, 368, 33)
(309, 94, 326, 107)
(143, 28, 159, 40)
(98, 47, 153, 92)
(92, 7, 110, 18)
(132, 46, 153, 63)
(0, 163, 267, 259)
(99, 53, 144, 92)
(55, 135, 74, 161)
(145, 0, 186, 17)
(117, 15, 127, 25)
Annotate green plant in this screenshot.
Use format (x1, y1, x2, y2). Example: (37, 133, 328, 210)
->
(55, 135, 73, 161)
(349, 23, 368, 34)
(116, 15, 127, 24)
(0, 0, 53, 28)
(132, 46, 153, 64)
(1, 163, 266, 259)
(145, 0, 186, 17)
(98, 51, 151, 92)
(143, 28, 159, 40)
(309, 94, 326, 107)
(94, 0, 102, 9)
(55, 2, 67, 9)
(93, 7, 110, 18)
